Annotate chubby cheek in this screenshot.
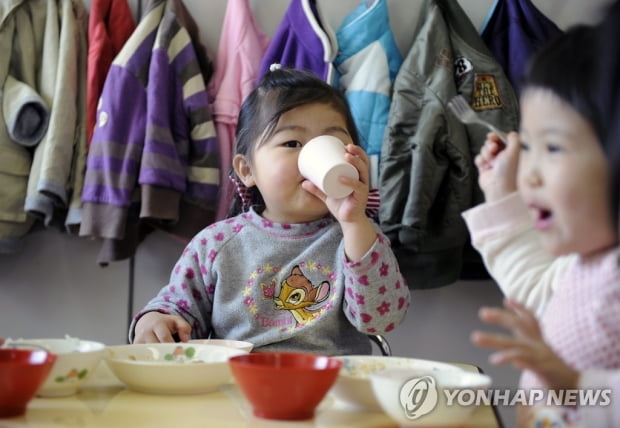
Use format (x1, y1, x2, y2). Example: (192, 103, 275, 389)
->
(275, 160, 301, 185)
(568, 183, 613, 232)
(256, 158, 300, 193)
(554, 164, 606, 215)
(552, 183, 615, 252)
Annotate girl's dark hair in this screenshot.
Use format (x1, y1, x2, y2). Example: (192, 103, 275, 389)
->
(521, 24, 618, 224)
(521, 25, 604, 142)
(595, 0, 620, 230)
(227, 67, 360, 217)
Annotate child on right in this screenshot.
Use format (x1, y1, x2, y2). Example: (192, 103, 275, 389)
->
(461, 23, 620, 427)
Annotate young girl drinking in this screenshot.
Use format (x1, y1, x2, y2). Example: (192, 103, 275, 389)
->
(131, 67, 410, 355)
(461, 25, 620, 426)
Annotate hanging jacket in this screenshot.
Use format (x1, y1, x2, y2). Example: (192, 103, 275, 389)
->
(333, 0, 402, 188)
(0, 0, 86, 253)
(257, 0, 337, 83)
(22, 0, 87, 231)
(86, 0, 136, 145)
(480, 0, 562, 94)
(208, 0, 269, 221)
(65, 1, 89, 232)
(0, 0, 35, 253)
(80, 0, 219, 264)
(379, 0, 519, 288)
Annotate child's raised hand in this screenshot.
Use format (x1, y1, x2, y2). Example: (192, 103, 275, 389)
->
(302, 143, 370, 223)
(133, 311, 192, 344)
(471, 298, 579, 391)
(475, 132, 520, 202)
(302, 144, 375, 261)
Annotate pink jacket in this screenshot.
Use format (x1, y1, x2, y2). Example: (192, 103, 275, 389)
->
(208, 0, 269, 220)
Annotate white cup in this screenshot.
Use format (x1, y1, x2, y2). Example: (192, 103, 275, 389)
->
(298, 135, 359, 199)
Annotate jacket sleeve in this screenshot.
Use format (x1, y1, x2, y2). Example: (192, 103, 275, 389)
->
(2, 75, 49, 147)
(140, 22, 219, 223)
(342, 223, 411, 334)
(80, 65, 147, 240)
(461, 193, 573, 317)
(129, 231, 216, 342)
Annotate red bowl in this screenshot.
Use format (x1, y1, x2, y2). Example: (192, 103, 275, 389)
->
(0, 349, 57, 418)
(229, 352, 342, 421)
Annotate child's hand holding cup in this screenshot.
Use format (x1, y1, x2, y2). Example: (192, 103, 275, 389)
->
(298, 135, 359, 199)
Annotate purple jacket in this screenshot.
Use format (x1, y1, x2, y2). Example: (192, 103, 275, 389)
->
(481, 0, 562, 94)
(80, 0, 219, 263)
(257, 0, 337, 83)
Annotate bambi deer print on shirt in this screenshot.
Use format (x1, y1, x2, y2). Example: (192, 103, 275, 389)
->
(272, 265, 330, 326)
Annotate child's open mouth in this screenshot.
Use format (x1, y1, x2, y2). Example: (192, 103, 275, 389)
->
(534, 208, 553, 230)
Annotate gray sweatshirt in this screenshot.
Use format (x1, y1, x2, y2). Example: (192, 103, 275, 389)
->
(131, 208, 410, 355)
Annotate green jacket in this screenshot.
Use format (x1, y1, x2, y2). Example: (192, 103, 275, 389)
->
(379, 0, 519, 288)
(0, 0, 87, 253)
(0, 0, 43, 252)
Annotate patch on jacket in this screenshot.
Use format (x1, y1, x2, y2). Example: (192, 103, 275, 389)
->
(471, 74, 504, 111)
(454, 56, 473, 83)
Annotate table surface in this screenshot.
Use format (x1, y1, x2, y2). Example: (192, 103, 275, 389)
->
(1, 360, 503, 428)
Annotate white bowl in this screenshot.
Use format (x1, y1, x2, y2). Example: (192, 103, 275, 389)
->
(3, 337, 106, 397)
(369, 368, 492, 426)
(188, 339, 254, 353)
(105, 343, 248, 394)
(330, 356, 464, 411)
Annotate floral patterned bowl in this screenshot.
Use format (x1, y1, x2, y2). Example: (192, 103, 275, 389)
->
(105, 343, 248, 394)
(3, 337, 105, 397)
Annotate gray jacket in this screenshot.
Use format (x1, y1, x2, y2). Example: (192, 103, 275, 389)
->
(379, 0, 519, 288)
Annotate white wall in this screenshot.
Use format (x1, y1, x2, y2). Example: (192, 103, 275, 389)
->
(0, 1, 612, 424)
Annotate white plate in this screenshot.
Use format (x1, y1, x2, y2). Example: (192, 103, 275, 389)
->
(330, 355, 464, 411)
(187, 339, 254, 353)
(105, 343, 248, 394)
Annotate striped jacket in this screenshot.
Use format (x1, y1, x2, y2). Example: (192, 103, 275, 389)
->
(333, 0, 402, 188)
(80, 0, 219, 261)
